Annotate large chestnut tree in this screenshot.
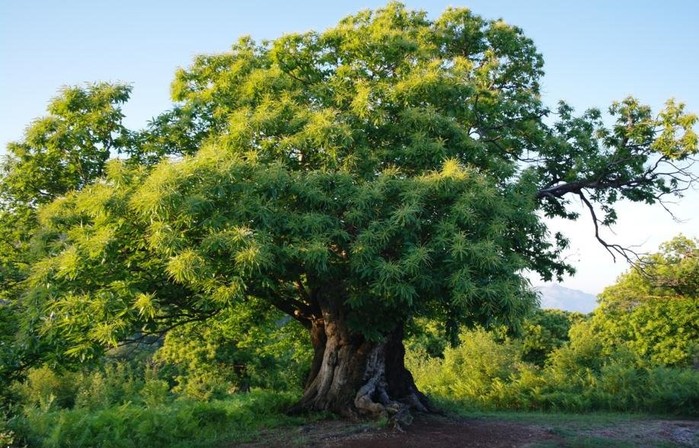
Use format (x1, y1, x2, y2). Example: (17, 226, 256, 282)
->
(7, 3, 697, 419)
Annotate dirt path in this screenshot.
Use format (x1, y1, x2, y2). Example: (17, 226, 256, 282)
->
(320, 416, 558, 448)
(239, 414, 699, 448)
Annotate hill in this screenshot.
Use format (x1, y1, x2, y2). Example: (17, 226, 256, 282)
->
(535, 284, 598, 314)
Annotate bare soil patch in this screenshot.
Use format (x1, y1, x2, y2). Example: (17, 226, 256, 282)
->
(237, 414, 699, 448)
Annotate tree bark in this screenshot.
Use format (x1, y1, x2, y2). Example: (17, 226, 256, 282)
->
(290, 305, 433, 426)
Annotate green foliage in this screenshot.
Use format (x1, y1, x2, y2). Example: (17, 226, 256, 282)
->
(0, 414, 19, 448)
(405, 318, 451, 357)
(12, 365, 79, 411)
(408, 326, 699, 415)
(140, 378, 171, 408)
(520, 309, 584, 366)
(131, 106, 213, 166)
(10, 390, 300, 448)
(407, 328, 524, 410)
(1, 82, 132, 207)
(155, 304, 311, 399)
(592, 236, 699, 367)
(531, 323, 699, 414)
(74, 362, 147, 410)
(600, 235, 699, 311)
(8, 341, 306, 417)
(621, 298, 698, 366)
(0, 302, 22, 408)
(18, 161, 207, 365)
(13, 362, 146, 413)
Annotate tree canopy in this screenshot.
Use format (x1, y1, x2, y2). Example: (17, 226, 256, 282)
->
(2, 2, 697, 420)
(1, 83, 132, 208)
(589, 235, 699, 367)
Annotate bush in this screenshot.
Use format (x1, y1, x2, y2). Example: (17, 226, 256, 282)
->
(407, 328, 526, 410)
(640, 367, 699, 414)
(13, 365, 79, 411)
(73, 362, 144, 410)
(408, 326, 699, 415)
(10, 390, 300, 448)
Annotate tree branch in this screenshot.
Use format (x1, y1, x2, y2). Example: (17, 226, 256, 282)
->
(577, 191, 641, 264)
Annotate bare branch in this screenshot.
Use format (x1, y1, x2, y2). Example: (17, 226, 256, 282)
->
(577, 191, 642, 264)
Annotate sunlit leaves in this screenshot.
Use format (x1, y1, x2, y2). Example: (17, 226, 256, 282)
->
(133, 293, 157, 319)
(167, 250, 208, 284)
(1, 82, 133, 207)
(55, 246, 80, 280)
(652, 99, 698, 159)
(234, 242, 270, 275)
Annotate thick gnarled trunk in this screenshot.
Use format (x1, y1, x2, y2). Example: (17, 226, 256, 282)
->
(292, 310, 432, 425)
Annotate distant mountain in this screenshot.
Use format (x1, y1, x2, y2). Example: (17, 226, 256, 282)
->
(534, 284, 598, 314)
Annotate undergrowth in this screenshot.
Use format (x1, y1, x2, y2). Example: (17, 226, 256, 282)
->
(407, 328, 699, 416)
(7, 390, 303, 448)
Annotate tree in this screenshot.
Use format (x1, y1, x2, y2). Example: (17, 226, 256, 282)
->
(0, 83, 137, 394)
(591, 235, 699, 367)
(1, 82, 133, 208)
(19, 3, 697, 421)
(0, 78, 210, 365)
(0, 82, 135, 296)
(520, 309, 584, 366)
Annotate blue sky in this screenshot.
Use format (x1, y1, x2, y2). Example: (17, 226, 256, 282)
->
(1, 1, 698, 294)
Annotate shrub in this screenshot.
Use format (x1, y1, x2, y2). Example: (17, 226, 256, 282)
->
(73, 361, 145, 409)
(13, 365, 79, 411)
(407, 328, 525, 410)
(408, 325, 699, 416)
(10, 390, 301, 448)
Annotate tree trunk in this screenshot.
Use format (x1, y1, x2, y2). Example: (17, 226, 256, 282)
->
(291, 308, 433, 426)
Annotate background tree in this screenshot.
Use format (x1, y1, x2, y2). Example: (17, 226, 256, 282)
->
(520, 309, 584, 367)
(589, 235, 699, 367)
(0, 81, 209, 386)
(0, 83, 136, 396)
(15, 2, 698, 421)
(0, 82, 135, 301)
(1, 82, 132, 207)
